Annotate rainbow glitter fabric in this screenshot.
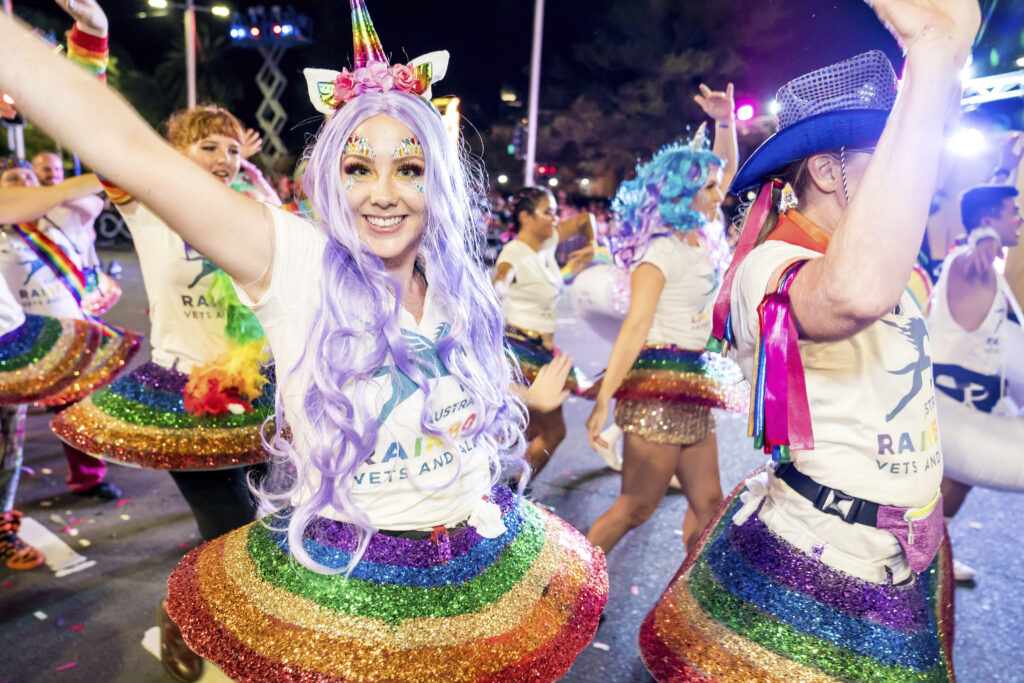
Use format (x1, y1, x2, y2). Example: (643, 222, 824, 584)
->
(505, 326, 595, 397)
(38, 327, 143, 407)
(0, 314, 103, 405)
(50, 360, 273, 471)
(167, 487, 608, 682)
(611, 344, 747, 412)
(638, 473, 955, 682)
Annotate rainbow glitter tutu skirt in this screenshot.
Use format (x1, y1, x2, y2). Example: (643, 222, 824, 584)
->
(613, 344, 747, 412)
(50, 360, 273, 471)
(639, 474, 954, 682)
(0, 313, 104, 405)
(505, 325, 595, 397)
(167, 486, 608, 682)
(39, 327, 143, 407)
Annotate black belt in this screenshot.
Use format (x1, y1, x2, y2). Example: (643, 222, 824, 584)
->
(773, 462, 879, 527)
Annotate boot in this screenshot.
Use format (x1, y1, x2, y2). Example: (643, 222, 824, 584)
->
(159, 600, 204, 682)
(0, 510, 44, 570)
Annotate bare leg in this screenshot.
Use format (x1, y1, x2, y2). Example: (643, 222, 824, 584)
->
(941, 477, 972, 518)
(672, 432, 722, 551)
(586, 433, 679, 554)
(523, 406, 566, 479)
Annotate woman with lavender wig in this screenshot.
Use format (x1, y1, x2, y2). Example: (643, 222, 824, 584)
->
(0, 1, 607, 680)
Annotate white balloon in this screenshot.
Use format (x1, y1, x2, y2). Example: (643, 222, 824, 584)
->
(569, 264, 627, 343)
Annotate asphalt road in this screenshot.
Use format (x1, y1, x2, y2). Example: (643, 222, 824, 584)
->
(1, 250, 1022, 682)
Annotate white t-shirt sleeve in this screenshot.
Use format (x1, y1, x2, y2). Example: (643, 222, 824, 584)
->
(234, 205, 326, 326)
(495, 241, 526, 272)
(637, 236, 678, 280)
(731, 240, 820, 350)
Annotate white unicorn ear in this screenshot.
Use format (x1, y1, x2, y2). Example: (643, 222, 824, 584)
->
(409, 50, 450, 100)
(689, 121, 709, 151)
(303, 68, 342, 115)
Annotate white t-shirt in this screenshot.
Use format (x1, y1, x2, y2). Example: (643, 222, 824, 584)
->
(0, 278, 26, 336)
(928, 245, 1006, 410)
(732, 240, 942, 583)
(636, 234, 718, 348)
(0, 224, 84, 319)
(236, 207, 494, 532)
(495, 238, 562, 333)
(42, 202, 103, 271)
(120, 204, 230, 372)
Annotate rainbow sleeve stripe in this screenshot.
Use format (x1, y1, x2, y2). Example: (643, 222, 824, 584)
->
(67, 25, 108, 82)
(99, 178, 134, 206)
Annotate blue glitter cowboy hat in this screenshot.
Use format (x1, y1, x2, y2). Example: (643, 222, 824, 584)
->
(730, 50, 899, 194)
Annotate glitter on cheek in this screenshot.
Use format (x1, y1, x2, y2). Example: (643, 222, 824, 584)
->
(344, 177, 354, 191)
(411, 177, 424, 194)
(344, 135, 375, 159)
(392, 136, 424, 159)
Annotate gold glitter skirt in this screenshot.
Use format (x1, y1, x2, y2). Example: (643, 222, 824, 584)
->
(615, 398, 714, 445)
(167, 487, 609, 682)
(50, 360, 273, 471)
(0, 314, 104, 405)
(639, 472, 955, 681)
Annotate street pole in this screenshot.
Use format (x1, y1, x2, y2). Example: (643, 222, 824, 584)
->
(2, 0, 25, 160)
(524, 0, 544, 187)
(184, 0, 197, 108)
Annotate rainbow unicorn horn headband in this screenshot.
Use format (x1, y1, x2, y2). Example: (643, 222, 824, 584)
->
(303, 0, 449, 115)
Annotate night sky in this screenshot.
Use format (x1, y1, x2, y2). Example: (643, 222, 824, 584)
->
(15, 0, 1023, 161)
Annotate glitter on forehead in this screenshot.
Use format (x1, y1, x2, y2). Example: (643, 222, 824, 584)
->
(393, 137, 424, 159)
(345, 135, 375, 159)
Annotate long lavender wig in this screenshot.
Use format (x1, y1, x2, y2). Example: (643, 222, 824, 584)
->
(257, 91, 527, 574)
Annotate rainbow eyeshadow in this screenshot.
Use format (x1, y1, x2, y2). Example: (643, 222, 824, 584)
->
(345, 135, 375, 159)
(393, 137, 424, 159)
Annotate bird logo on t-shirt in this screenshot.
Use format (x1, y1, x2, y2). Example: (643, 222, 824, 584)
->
(881, 316, 931, 422)
(374, 323, 452, 423)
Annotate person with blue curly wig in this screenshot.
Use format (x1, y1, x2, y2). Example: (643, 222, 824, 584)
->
(585, 129, 747, 557)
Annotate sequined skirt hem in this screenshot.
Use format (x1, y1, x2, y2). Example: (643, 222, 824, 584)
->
(49, 360, 271, 471)
(638, 471, 955, 682)
(0, 314, 103, 405)
(611, 345, 748, 413)
(167, 487, 609, 682)
(616, 399, 713, 446)
(38, 327, 143, 407)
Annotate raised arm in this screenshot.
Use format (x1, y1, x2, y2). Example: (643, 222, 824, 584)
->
(0, 174, 102, 223)
(0, 12, 270, 289)
(695, 83, 738, 188)
(782, 0, 979, 341)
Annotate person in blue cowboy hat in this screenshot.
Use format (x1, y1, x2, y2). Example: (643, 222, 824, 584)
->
(637, 0, 980, 680)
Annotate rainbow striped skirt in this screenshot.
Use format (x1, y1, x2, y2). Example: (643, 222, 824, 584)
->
(40, 326, 143, 407)
(51, 360, 273, 471)
(639, 473, 955, 682)
(0, 313, 103, 405)
(613, 344, 747, 412)
(167, 486, 608, 682)
(505, 325, 595, 397)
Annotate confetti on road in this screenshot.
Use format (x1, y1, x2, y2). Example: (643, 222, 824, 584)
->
(119, 514, 131, 521)
(49, 514, 67, 526)
(57, 619, 65, 626)
(21, 466, 34, 476)
(39, 500, 52, 507)
(561, 470, 572, 477)
(68, 529, 79, 537)
(55, 662, 77, 671)
(2, 581, 13, 588)
(179, 542, 190, 548)
(631, 585, 639, 595)
(79, 539, 91, 548)
(673, 529, 683, 536)
(41, 467, 53, 475)
(70, 625, 85, 631)
(592, 642, 610, 651)
(33, 611, 47, 620)
(116, 499, 131, 508)
(969, 522, 983, 530)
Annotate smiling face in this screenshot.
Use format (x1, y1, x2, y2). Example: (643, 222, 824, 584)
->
(181, 134, 242, 185)
(0, 166, 39, 188)
(689, 164, 725, 221)
(341, 114, 428, 266)
(517, 193, 558, 241)
(32, 152, 63, 186)
(989, 196, 1023, 248)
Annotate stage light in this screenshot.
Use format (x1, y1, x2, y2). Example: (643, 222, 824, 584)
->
(736, 104, 755, 121)
(281, 24, 293, 36)
(250, 26, 260, 37)
(497, 174, 509, 184)
(548, 178, 559, 187)
(768, 99, 779, 116)
(1016, 56, 1024, 68)
(580, 178, 590, 187)
(147, 0, 168, 8)
(211, 6, 230, 17)
(272, 24, 282, 34)
(947, 127, 986, 156)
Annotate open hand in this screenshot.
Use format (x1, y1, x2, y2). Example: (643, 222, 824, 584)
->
(525, 353, 573, 412)
(241, 128, 264, 159)
(585, 398, 611, 451)
(55, 0, 108, 38)
(867, 0, 980, 56)
(694, 83, 735, 123)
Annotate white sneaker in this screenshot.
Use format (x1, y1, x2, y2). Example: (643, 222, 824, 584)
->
(596, 424, 623, 471)
(953, 559, 976, 583)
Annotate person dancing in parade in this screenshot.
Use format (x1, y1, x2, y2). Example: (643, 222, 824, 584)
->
(638, 0, 978, 678)
(584, 134, 745, 557)
(0, 1, 608, 681)
(494, 187, 595, 478)
(930, 185, 1024, 583)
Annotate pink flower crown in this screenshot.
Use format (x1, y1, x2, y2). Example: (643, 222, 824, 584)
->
(303, 51, 449, 116)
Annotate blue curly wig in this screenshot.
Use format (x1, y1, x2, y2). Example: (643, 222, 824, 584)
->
(606, 139, 721, 271)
